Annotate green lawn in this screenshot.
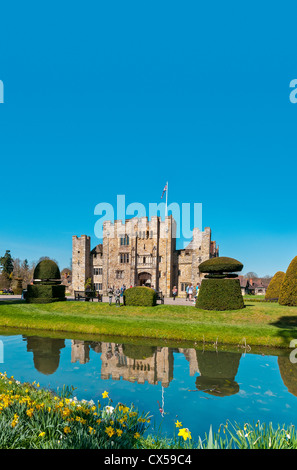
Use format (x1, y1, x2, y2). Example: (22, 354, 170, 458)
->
(0, 299, 296, 349)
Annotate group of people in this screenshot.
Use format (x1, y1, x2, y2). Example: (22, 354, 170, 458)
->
(107, 284, 128, 306)
(0, 288, 14, 294)
(172, 283, 201, 302)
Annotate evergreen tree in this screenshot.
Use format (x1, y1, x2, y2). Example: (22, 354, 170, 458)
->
(0, 250, 14, 275)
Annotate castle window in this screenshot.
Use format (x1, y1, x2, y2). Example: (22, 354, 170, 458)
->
(120, 253, 129, 263)
(143, 257, 146, 264)
(181, 283, 189, 292)
(150, 230, 153, 238)
(94, 283, 102, 291)
(120, 235, 129, 246)
(93, 268, 102, 276)
(116, 270, 124, 279)
(159, 256, 162, 263)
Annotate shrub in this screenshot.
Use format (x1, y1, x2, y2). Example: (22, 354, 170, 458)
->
(26, 284, 66, 303)
(265, 271, 285, 301)
(26, 259, 65, 303)
(279, 256, 297, 306)
(33, 260, 61, 283)
(196, 279, 244, 311)
(124, 287, 157, 307)
(199, 257, 244, 275)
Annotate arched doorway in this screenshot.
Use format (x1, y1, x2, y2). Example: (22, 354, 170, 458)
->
(138, 272, 152, 287)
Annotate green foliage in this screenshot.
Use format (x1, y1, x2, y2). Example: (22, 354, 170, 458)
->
(265, 271, 286, 301)
(33, 260, 61, 282)
(196, 278, 244, 311)
(0, 373, 150, 449)
(124, 287, 157, 307)
(84, 278, 93, 290)
(279, 256, 297, 306)
(199, 257, 243, 275)
(13, 278, 23, 295)
(0, 250, 14, 275)
(26, 284, 66, 303)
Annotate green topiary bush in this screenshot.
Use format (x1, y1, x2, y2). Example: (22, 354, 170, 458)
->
(26, 259, 65, 303)
(196, 278, 244, 311)
(196, 256, 244, 311)
(265, 271, 286, 301)
(33, 260, 61, 284)
(123, 287, 157, 307)
(279, 256, 297, 306)
(26, 284, 66, 303)
(199, 257, 244, 276)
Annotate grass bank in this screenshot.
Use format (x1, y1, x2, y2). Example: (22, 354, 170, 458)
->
(0, 299, 297, 348)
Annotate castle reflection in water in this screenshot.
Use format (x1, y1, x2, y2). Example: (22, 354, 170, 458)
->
(23, 336, 297, 398)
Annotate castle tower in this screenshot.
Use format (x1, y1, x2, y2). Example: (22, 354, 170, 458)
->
(72, 235, 91, 291)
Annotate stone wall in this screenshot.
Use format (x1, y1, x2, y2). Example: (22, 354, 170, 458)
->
(72, 235, 91, 291)
(72, 217, 218, 297)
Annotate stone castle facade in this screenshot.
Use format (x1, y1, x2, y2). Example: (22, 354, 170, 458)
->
(72, 215, 219, 297)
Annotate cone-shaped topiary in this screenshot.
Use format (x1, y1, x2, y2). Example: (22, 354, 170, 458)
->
(196, 256, 244, 311)
(279, 256, 297, 306)
(265, 271, 285, 301)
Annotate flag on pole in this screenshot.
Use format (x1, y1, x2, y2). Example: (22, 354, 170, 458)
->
(161, 183, 167, 199)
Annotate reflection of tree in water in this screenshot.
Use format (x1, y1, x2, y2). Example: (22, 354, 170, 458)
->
(278, 356, 297, 397)
(195, 350, 242, 397)
(23, 336, 65, 375)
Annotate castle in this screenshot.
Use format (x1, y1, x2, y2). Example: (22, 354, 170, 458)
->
(72, 215, 219, 298)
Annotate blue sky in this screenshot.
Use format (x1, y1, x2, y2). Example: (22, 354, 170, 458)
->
(0, 0, 296, 276)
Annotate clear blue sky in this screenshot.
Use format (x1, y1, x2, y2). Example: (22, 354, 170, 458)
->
(0, 0, 296, 276)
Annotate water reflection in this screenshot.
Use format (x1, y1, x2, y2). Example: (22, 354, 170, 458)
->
(21, 336, 244, 395)
(20, 335, 297, 403)
(278, 356, 297, 397)
(24, 336, 65, 376)
(195, 351, 241, 397)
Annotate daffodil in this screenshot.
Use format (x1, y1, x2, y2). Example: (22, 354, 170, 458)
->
(175, 420, 182, 428)
(105, 426, 115, 437)
(102, 391, 109, 399)
(178, 427, 192, 441)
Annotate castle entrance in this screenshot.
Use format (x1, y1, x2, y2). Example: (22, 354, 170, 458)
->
(137, 272, 152, 287)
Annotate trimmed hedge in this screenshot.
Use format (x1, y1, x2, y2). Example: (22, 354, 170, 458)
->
(196, 278, 245, 311)
(199, 257, 243, 275)
(265, 271, 285, 301)
(123, 287, 157, 307)
(26, 284, 66, 304)
(33, 260, 61, 283)
(279, 256, 297, 306)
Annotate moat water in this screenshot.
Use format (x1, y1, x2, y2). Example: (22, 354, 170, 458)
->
(1, 330, 297, 440)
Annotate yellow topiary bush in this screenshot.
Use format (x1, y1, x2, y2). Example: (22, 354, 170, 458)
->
(265, 271, 285, 301)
